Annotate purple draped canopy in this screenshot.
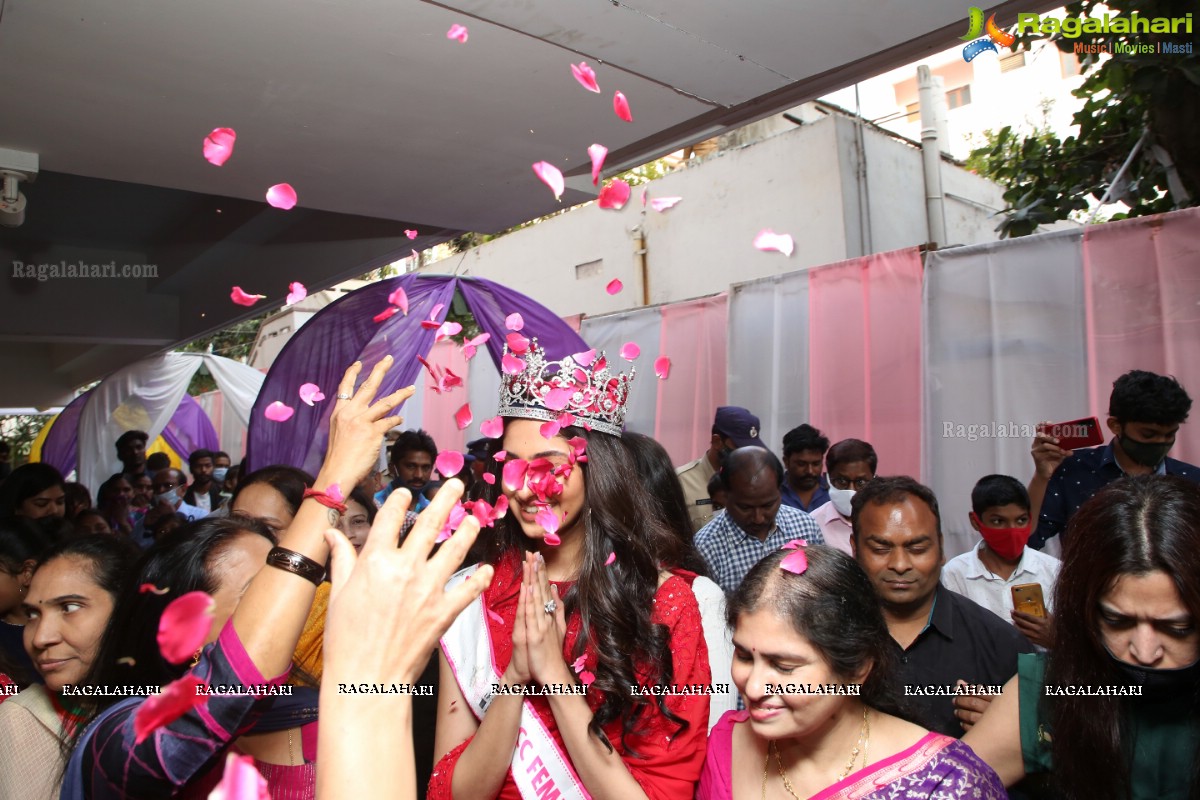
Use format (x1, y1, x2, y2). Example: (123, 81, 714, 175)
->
(247, 275, 589, 473)
(41, 391, 219, 481)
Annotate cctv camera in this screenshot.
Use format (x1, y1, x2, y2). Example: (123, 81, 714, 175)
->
(0, 149, 38, 229)
(0, 189, 25, 228)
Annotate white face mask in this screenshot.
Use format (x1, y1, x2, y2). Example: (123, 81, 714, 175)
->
(212, 467, 229, 483)
(154, 490, 179, 508)
(828, 485, 855, 517)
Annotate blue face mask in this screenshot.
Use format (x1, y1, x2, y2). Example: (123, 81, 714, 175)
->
(212, 467, 229, 483)
(154, 490, 178, 508)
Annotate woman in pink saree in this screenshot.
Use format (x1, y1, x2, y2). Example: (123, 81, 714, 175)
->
(698, 545, 1006, 800)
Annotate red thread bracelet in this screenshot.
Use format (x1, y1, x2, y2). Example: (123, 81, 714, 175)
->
(303, 487, 348, 514)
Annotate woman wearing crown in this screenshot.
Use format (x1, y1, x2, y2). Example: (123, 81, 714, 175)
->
(430, 341, 711, 800)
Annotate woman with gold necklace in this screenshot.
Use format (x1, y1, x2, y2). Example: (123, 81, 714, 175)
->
(698, 545, 1006, 799)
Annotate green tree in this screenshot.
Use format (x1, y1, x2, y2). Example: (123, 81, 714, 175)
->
(179, 312, 269, 393)
(973, 0, 1199, 237)
(0, 414, 52, 465)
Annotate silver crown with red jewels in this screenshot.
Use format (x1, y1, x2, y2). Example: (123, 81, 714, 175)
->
(497, 339, 634, 436)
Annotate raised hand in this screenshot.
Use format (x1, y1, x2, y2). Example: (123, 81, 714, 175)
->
(319, 356, 414, 489)
(1030, 423, 1073, 480)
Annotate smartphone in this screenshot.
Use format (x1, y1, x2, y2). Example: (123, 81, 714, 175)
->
(1040, 416, 1104, 450)
(1012, 583, 1048, 618)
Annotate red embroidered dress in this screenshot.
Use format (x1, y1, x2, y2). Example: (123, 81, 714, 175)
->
(430, 554, 711, 800)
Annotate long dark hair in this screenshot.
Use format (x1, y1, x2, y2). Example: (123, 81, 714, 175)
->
(71, 517, 275, 731)
(1046, 475, 1200, 800)
(728, 546, 911, 720)
(482, 424, 688, 753)
(0, 463, 66, 516)
(620, 432, 709, 576)
(231, 465, 315, 519)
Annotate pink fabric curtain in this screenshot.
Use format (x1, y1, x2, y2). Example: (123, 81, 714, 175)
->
(808, 247, 924, 477)
(654, 294, 728, 464)
(419, 340, 469, 459)
(1083, 207, 1200, 463)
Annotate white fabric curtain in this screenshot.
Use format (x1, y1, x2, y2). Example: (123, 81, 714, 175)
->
(924, 228, 1087, 558)
(579, 307, 664, 438)
(727, 271, 811, 459)
(203, 355, 265, 429)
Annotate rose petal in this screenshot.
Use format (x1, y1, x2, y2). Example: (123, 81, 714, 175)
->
(388, 287, 410, 314)
(506, 333, 530, 354)
(494, 450, 508, 462)
(264, 401, 295, 422)
(203, 128, 237, 166)
(487, 608, 505, 624)
(653, 356, 671, 380)
(481, 416, 504, 439)
(298, 383, 325, 406)
(597, 179, 631, 210)
(134, 675, 208, 744)
(537, 507, 560, 536)
(435, 321, 463, 343)
(571, 655, 587, 672)
(781, 548, 809, 575)
(613, 91, 633, 122)
(650, 196, 682, 212)
(753, 229, 795, 257)
(285, 282, 307, 306)
(502, 354, 526, 375)
(641, 187, 648, 207)
(157, 591, 215, 664)
(605, 552, 616, 566)
(619, 342, 640, 360)
(446, 23, 469, 42)
(570, 62, 601, 93)
(374, 307, 399, 323)
(230, 287, 265, 307)
(428, 302, 445, 323)
(404, 229, 418, 240)
(588, 144, 608, 186)
(325, 483, 345, 504)
(505, 313, 525, 332)
(482, 473, 496, 485)
(557, 412, 575, 428)
(532, 161, 565, 201)
(454, 403, 473, 431)
(139, 584, 170, 595)
(567, 437, 588, 462)
(209, 752, 271, 800)
(605, 279, 623, 295)
(265, 183, 298, 210)
(579, 670, 595, 686)
(502, 458, 528, 492)
(543, 532, 562, 547)
(544, 387, 574, 412)
(573, 349, 596, 367)
(540, 420, 561, 439)
(436, 450, 465, 478)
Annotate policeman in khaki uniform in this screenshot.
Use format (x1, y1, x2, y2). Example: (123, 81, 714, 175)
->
(675, 406, 766, 532)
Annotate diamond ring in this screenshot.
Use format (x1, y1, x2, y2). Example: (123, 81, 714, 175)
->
(543, 600, 557, 615)
(336, 393, 352, 400)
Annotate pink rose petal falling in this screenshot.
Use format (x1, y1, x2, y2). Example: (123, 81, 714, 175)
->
(540, 420, 561, 439)
(537, 507, 560, 537)
(487, 608, 505, 624)
(482, 472, 496, 485)
(436, 450, 465, 478)
(572, 655, 587, 672)
(650, 196, 683, 212)
(579, 670, 596, 686)
(373, 307, 399, 323)
(588, 144, 608, 186)
(264, 401, 295, 422)
(571, 62, 601, 93)
(502, 458, 529, 492)
(557, 412, 576, 428)
(494, 450, 508, 462)
(461, 332, 491, 360)
(505, 312, 525, 332)
(134, 674, 208, 744)
(285, 282, 307, 306)
(613, 91, 633, 122)
(446, 23, 469, 43)
(388, 287, 410, 315)
(404, 229, 418, 240)
(543, 387, 575, 412)
(435, 321, 463, 343)
(619, 342, 640, 360)
(573, 349, 596, 366)
(605, 279, 623, 295)
(605, 551, 616, 566)
(157, 591, 215, 664)
(265, 183, 298, 210)
(436, 502, 470, 543)
(567, 437, 588, 463)
(506, 332, 530, 354)
(209, 752, 271, 800)
(230, 287, 265, 307)
(780, 540, 809, 575)
(325, 483, 345, 504)
(653, 356, 671, 380)
(454, 403, 473, 430)
(532, 161, 565, 201)
(203, 128, 237, 166)
(641, 188, 648, 207)
(421, 303, 446, 330)
(502, 354, 526, 375)
(480, 416, 504, 439)
(753, 229, 795, 257)
(543, 532, 562, 547)
(298, 383, 325, 406)
(597, 178, 631, 210)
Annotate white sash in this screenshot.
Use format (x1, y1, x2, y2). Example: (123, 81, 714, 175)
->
(441, 565, 592, 800)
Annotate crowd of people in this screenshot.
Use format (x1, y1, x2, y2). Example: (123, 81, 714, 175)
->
(0, 357, 1196, 800)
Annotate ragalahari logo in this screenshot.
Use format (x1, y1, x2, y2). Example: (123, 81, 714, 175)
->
(961, 7, 1016, 61)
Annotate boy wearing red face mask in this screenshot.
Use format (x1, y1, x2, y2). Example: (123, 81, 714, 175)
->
(941, 475, 1060, 648)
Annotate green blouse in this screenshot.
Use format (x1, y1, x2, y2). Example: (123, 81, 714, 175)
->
(1018, 652, 1200, 799)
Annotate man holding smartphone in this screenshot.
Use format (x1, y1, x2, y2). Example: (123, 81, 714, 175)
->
(1028, 370, 1199, 553)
